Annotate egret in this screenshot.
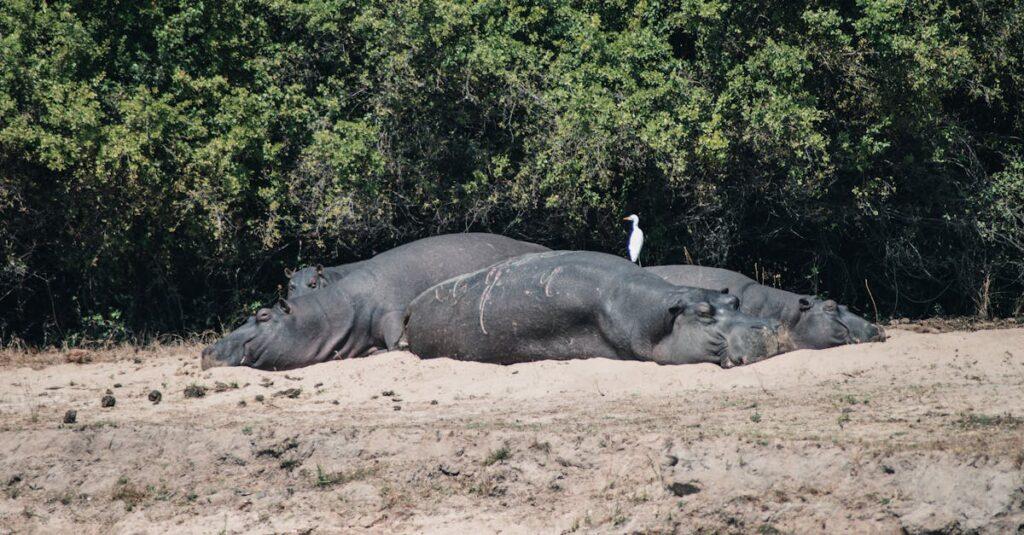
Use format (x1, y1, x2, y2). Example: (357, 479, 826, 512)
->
(623, 214, 644, 264)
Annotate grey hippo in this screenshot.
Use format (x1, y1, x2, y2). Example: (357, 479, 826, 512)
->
(645, 265, 885, 350)
(402, 251, 785, 367)
(201, 233, 549, 370)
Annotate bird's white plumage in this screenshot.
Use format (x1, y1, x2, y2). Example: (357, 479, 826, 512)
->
(624, 214, 644, 264)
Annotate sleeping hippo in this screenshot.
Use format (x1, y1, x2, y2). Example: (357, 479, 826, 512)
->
(201, 233, 549, 370)
(645, 265, 885, 350)
(285, 261, 367, 299)
(402, 251, 785, 367)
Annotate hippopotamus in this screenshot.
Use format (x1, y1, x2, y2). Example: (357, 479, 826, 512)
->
(402, 251, 784, 367)
(285, 261, 367, 298)
(645, 265, 885, 350)
(201, 233, 549, 370)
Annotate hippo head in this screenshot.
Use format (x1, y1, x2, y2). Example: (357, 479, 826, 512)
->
(285, 265, 325, 299)
(201, 292, 354, 371)
(654, 289, 784, 367)
(788, 297, 885, 349)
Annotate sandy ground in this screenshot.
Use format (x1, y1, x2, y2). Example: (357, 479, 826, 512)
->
(1, 327, 1023, 534)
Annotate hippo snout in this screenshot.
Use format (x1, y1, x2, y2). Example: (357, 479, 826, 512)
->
(850, 323, 886, 344)
(866, 324, 886, 343)
(724, 321, 784, 367)
(200, 345, 221, 370)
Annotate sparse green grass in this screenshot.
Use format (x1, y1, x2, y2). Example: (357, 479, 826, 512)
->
(956, 412, 1024, 429)
(838, 408, 852, 429)
(314, 464, 377, 488)
(483, 444, 512, 466)
(839, 394, 869, 405)
(280, 459, 301, 471)
(111, 477, 149, 511)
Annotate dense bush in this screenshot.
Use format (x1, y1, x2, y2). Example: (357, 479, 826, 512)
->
(2, 0, 1022, 344)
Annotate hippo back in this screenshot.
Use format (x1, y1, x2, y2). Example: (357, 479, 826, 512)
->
(645, 265, 758, 294)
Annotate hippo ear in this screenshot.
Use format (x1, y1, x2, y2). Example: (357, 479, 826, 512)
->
(316, 264, 324, 276)
(277, 298, 292, 314)
(668, 300, 686, 317)
(822, 299, 838, 313)
(284, 267, 294, 278)
(799, 298, 813, 311)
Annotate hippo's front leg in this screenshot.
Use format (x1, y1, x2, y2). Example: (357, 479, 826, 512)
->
(376, 310, 406, 351)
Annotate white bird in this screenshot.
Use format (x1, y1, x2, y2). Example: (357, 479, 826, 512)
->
(623, 214, 644, 264)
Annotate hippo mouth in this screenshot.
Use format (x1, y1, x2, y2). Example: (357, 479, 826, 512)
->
(705, 331, 740, 368)
(717, 325, 784, 368)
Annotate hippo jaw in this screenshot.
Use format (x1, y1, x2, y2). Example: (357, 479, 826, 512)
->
(718, 320, 785, 368)
(201, 316, 259, 370)
(845, 313, 886, 344)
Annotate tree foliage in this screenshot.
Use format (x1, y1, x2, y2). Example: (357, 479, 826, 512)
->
(2, 0, 1022, 343)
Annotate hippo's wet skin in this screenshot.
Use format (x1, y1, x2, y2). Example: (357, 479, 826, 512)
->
(402, 251, 784, 367)
(646, 265, 885, 351)
(202, 233, 549, 371)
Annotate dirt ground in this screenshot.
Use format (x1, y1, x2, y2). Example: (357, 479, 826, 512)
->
(1, 326, 1023, 534)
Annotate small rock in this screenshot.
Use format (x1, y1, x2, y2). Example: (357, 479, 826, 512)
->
(331, 400, 340, 405)
(382, 390, 395, 397)
(148, 390, 162, 404)
(113, 383, 122, 388)
(393, 405, 402, 411)
(255, 394, 265, 402)
(101, 395, 116, 408)
(273, 388, 301, 399)
(882, 464, 895, 474)
(105, 389, 113, 395)
(438, 463, 460, 476)
(430, 400, 438, 405)
(63, 410, 77, 424)
(184, 384, 207, 398)
(314, 382, 323, 388)
(662, 453, 679, 468)
(668, 479, 701, 497)
(238, 400, 247, 407)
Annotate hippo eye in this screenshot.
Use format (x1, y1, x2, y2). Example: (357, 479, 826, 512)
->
(308, 278, 317, 288)
(256, 309, 272, 323)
